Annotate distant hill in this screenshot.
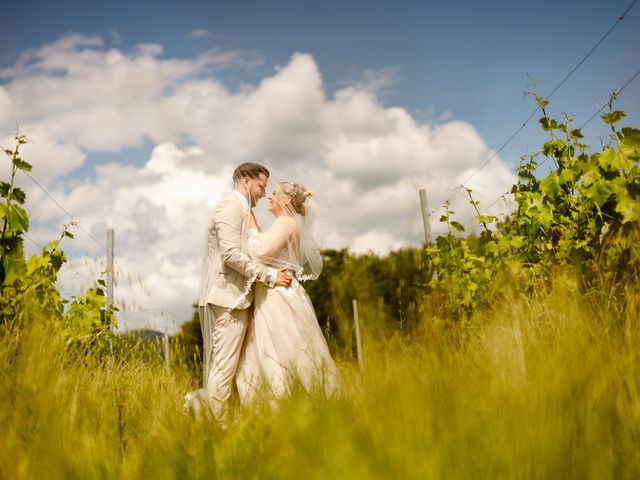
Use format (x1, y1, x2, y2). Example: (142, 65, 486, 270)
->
(116, 329, 166, 361)
(118, 328, 165, 341)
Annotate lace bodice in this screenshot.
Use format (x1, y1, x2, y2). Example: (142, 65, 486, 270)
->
(247, 216, 301, 272)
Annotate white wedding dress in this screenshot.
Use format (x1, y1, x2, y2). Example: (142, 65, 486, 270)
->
(236, 217, 341, 403)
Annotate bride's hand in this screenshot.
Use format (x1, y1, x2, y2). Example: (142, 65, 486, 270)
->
(274, 267, 292, 287)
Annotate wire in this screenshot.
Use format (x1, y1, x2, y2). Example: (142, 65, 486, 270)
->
(1, 137, 108, 254)
(578, 67, 640, 131)
(543, 0, 638, 104)
(23, 232, 45, 250)
(458, 65, 640, 228)
(28, 240, 97, 283)
(21, 231, 95, 285)
(430, 0, 639, 216)
(20, 170, 109, 253)
(60, 264, 95, 283)
(461, 191, 512, 227)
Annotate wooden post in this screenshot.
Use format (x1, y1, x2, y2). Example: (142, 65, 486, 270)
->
(164, 321, 171, 373)
(106, 228, 115, 363)
(353, 299, 363, 370)
(106, 228, 114, 309)
(419, 189, 432, 244)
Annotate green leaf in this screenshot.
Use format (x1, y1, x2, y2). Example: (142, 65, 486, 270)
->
(483, 241, 498, 254)
(46, 240, 60, 251)
(450, 221, 465, 232)
(542, 139, 565, 158)
(584, 179, 615, 207)
(560, 168, 575, 184)
(539, 117, 552, 131)
(13, 158, 32, 172)
(620, 127, 640, 148)
(509, 235, 526, 249)
(599, 147, 633, 171)
(615, 196, 640, 223)
(9, 187, 26, 204)
(619, 142, 639, 161)
(581, 167, 601, 187)
(3, 251, 27, 286)
(570, 128, 584, 139)
(64, 230, 75, 239)
(601, 110, 626, 125)
(49, 249, 65, 271)
(97, 279, 106, 287)
(477, 215, 497, 224)
(26, 253, 50, 272)
(537, 205, 554, 228)
(5, 204, 29, 233)
(540, 172, 562, 199)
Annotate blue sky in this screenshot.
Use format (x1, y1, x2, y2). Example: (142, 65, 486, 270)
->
(1, 0, 639, 328)
(5, 0, 639, 162)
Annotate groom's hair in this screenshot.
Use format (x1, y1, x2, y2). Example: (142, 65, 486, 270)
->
(233, 162, 270, 185)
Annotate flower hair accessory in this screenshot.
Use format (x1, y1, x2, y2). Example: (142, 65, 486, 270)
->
(304, 190, 313, 199)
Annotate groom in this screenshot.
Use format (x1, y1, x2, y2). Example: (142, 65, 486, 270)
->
(199, 162, 292, 422)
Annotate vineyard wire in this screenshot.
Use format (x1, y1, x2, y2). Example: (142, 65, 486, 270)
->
(429, 0, 639, 217)
(457, 64, 640, 228)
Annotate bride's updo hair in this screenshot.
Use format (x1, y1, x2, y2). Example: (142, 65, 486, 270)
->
(279, 182, 312, 216)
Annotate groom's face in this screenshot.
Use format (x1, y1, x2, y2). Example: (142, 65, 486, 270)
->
(246, 173, 269, 207)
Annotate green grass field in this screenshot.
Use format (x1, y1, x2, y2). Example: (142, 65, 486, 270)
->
(2, 276, 639, 479)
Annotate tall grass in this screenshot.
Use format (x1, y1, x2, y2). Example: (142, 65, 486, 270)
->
(1, 276, 639, 479)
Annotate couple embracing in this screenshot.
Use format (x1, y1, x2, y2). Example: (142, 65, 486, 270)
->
(186, 162, 340, 422)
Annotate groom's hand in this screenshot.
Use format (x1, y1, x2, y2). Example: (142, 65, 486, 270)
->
(274, 267, 292, 288)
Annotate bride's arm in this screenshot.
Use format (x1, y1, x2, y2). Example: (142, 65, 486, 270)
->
(254, 217, 297, 261)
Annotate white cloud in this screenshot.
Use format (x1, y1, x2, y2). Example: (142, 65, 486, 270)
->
(4, 35, 516, 329)
(354, 65, 402, 95)
(0, 86, 14, 130)
(2, 34, 260, 152)
(349, 230, 406, 256)
(135, 43, 164, 56)
(189, 29, 212, 39)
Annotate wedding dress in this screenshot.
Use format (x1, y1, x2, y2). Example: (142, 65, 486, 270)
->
(236, 217, 341, 403)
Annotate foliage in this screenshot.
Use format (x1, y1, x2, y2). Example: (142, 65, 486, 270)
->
(426, 96, 640, 319)
(0, 131, 116, 356)
(63, 282, 118, 357)
(0, 132, 30, 289)
(426, 202, 493, 319)
(2, 94, 640, 478)
(304, 247, 432, 353)
(494, 93, 640, 279)
(171, 305, 203, 379)
(2, 278, 639, 478)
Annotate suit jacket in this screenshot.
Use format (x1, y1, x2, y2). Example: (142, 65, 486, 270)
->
(199, 192, 272, 310)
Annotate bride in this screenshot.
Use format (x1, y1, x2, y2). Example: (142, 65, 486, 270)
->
(235, 181, 341, 403)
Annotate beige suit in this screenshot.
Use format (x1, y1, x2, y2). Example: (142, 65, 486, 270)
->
(198, 191, 274, 420)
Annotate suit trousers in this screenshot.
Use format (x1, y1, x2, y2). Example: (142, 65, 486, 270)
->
(200, 303, 249, 421)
